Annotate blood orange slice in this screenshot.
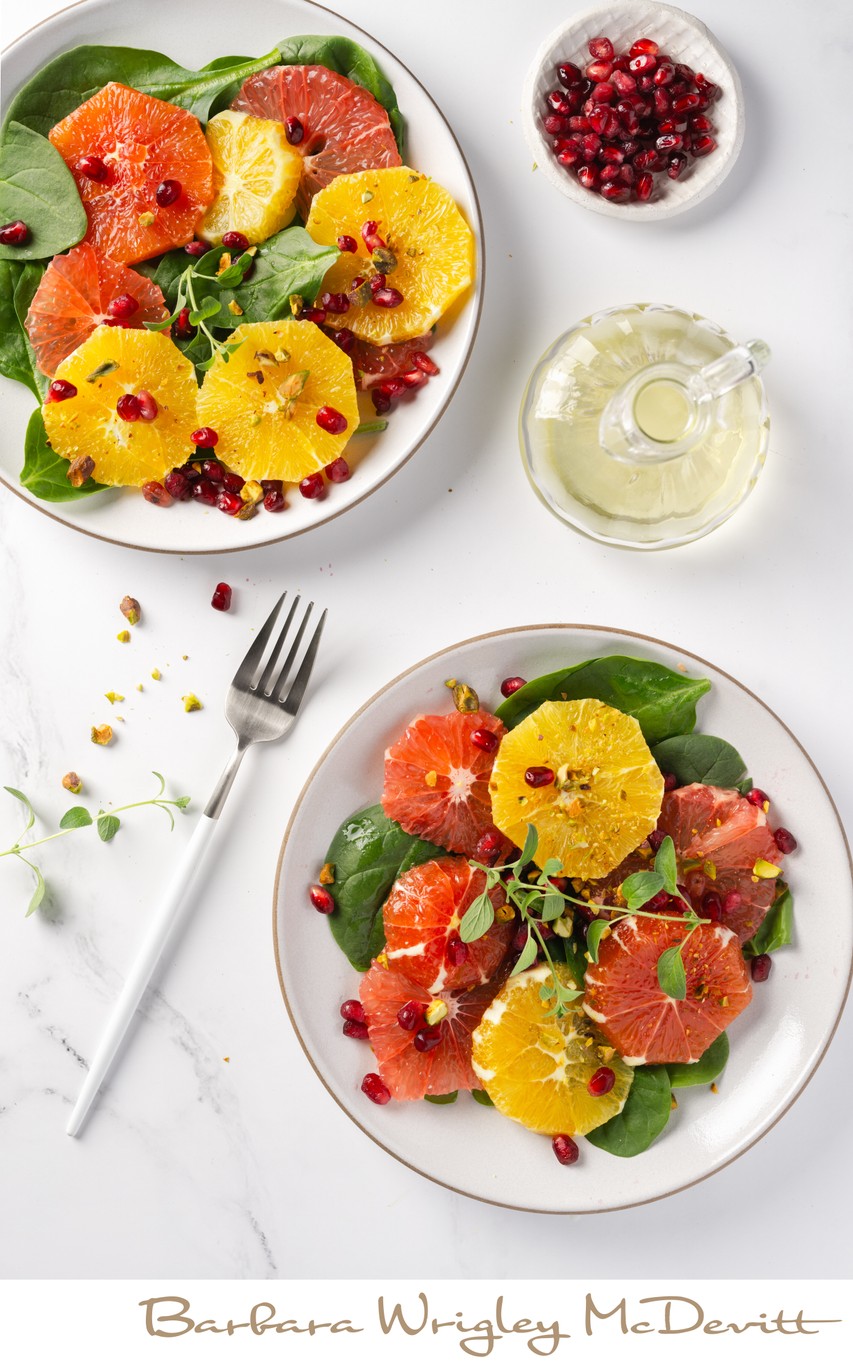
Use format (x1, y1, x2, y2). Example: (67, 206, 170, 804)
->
(24, 243, 169, 378)
(584, 917, 752, 1065)
(351, 332, 435, 390)
(49, 83, 214, 264)
(383, 857, 512, 993)
(659, 784, 783, 943)
(231, 65, 401, 218)
(359, 963, 496, 1100)
(382, 710, 507, 857)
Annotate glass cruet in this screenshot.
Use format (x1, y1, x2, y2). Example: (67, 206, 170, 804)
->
(519, 303, 771, 549)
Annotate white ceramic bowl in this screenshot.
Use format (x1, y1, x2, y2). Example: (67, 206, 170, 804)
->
(522, 1, 745, 221)
(274, 625, 852, 1213)
(0, 0, 483, 554)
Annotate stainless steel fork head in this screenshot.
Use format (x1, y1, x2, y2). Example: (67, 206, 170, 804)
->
(225, 592, 326, 746)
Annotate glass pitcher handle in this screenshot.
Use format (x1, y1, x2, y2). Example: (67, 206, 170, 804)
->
(688, 340, 771, 404)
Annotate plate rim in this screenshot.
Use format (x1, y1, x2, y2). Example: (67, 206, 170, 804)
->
(0, 0, 485, 556)
(272, 622, 853, 1214)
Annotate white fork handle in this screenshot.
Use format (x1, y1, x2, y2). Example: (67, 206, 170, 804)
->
(66, 812, 217, 1137)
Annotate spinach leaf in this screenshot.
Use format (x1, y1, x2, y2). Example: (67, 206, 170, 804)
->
(277, 35, 404, 152)
(424, 1092, 458, 1105)
(652, 733, 746, 788)
(3, 47, 280, 137)
(495, 656, 711, 745)
(0, 260, 46, 398)
(743, 884, 794, 959)
(19, 408, 105, 502)
(0, 123, 87, 262)
(325, 804, 446, 971)
(586, 1065, 672, 1158)
(13, 262, 49, 398)
(547, 931, 587, 988)
(667, 1032, 729, 1088)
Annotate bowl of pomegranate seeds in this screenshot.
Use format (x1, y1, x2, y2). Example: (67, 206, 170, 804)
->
(523, 2, 744, 219)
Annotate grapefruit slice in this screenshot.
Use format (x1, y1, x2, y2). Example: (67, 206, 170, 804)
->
(359, 964, 495, 1101)
(231, 65, 401, 218)
(489, 699, 664, 880)
(49, 82, 214, 264)
(583, 917, 752, 1065)
(659, 784, 783, 943)
(24, 243, 169, 378)
(471, 964, 633, 1135)
(200, 110, 301, 245)
(351, 332, 435, 390)
(381, 709, 507, 857)
(383, 857, 512, 993)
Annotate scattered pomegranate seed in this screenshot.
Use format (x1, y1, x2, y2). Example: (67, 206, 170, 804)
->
(588, 1066, 616, 1097)
(174, 306, 195, 339)
(397, 1001, 424, 1032)
(751, 954, 772, 983)
(525, 766, 555, 788)
(588, 36, 615, 61)
(284, 115, 304, 145)
(211, 581, 232, 611)
(336, 234, 358, 252)
(155, 178, 182, 207)
(222, 471, 245, 494)
(164, 469, 191, 500)
(330, 326, 355, 354)
(512, 925, 530, 952)
(142, 480, 171, 506)
(361, 1072, 391, 1105)
(106, 294, 139, 321)
(412, 351, 439, 375)
(309, 884, 335, 914)
(474, 831, 503, 865)
(631, 38, 659, 56)
(414, 1024, 444, 1053)
(0, 220, 29, 246)
(185, 240, 209, 257)
(702, 891, 722, 922)
(217, 489, 244, 515)
(191, 478, 217, 505)
(45, 378, 77, 403)
(648, 829, 665, 852)
(341, 999, 366, 1024)
(647, 889, 670, 911)
(774, 828, 798, 855)
(191, 426, 219, 448)
(116, 393, 141, 421)
(343, 1019, 369, 1040)
(723, 890, 743, 915)
(552, 1134, 580, 1166)
(264, 489, 287, 512)
(302, 306, 327, 324)
(663, 772, 678, 791)
(222, 231, 249, 251)
(201, 459, 224, 482)
(325, 457, 351, 483)
(299, 472, 326, 500)
(135, 390, 158, 421)
(372, 286, 404, 308)
(372, 390, 392, 415)
(500, 675, 526, 697)
(692, 133, 717, 157)
(316, 405, 348, 435)
(577, 164, 600, 190)
(447, 936, 469, 967)
(471, 728, 500, 753)
(320, 291, 349, 314)
(667, 153, 689, 179)
(635, 171, 655, 200)
(77, 154, 108, 181)
(746, 788, 770, 808)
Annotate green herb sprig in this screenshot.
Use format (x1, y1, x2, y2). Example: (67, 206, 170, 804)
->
(146, 249, 254, 371)
(2, 772, 190, 916)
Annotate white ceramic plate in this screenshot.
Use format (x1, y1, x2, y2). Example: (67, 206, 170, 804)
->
(522, 2, 745, 221)
(0, 0, 483, 554)
(274, 625, 852, 1213)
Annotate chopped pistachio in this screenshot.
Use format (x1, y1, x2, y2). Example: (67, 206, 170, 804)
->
(62, 771, 83, 794)
(241, 479, 264, 504)
(375, 952, 389, 969)
(217, 252, 232, 275)
(137, 210, 156, 227)
(151, 667, 161, 681)
(228, 299, 243, 316)
(425, 1000, 448, 1026)
(289, 295, 303, 317)
(67, 454, 95, 487)
(120, 595, 141, 625)
(361, 189, 374, 202)
(319, 862, 336, 886)
(249, 413, 262, 426)
(116, 630, 130, 643)
(671, 1094, 678, 1110)
(104, 691, 124, 704)
(424, 769, 438, 788)
(753, 859, 781, 879)
(494, 902, 515, 923)
(182, 693, 203, 713)
(445, 678, 479, 713)
(136, 683, 143, 692)
(91, 724, 113, 746)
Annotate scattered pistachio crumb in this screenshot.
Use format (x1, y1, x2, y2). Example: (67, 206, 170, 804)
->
(138, 210, 156, 227)
(319, 862, 336, 886)
(425, 1000, 448, 1026)
(62, 771, 83, 794)
(151, 668, 161, 681)
(91, 724, 113, 746)
(182, 655, 188, 661)
(223, 1056, 230, 1063)
(104, 691, 124, 704)
(361, 189, 374, 202)
(116, 630, 130, 643)
(228, 299, 243, 316)
(182, 693, 203, 713)
(445, 678, 479, 713)
(375, 952, 389, 969)
(120, 595, 141, 625)
(424, 769, 438, 788)
(136, 684, 144, 692)
(671, 1094, 678, 1110)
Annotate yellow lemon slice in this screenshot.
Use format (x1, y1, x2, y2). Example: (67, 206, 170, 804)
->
(489, 699, 664, 880)
(201, 111, 301, 244)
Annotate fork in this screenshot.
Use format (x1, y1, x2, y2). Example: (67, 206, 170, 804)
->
(66, 592, 326, 1137)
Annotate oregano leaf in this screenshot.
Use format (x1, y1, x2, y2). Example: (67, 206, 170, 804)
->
(621, 869, 665, 910)
(510, 931, 538, 975)
(458, 890, 495, 944)
(657, 944, 687, 1000)
(97, 813, 121, 843)
(4, 785, 35, 833)
(585, 918, 610, 963)
(59, 806, 93, 830)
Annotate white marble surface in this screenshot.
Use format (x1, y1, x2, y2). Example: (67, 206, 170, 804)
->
(1, 0, 851, 1280)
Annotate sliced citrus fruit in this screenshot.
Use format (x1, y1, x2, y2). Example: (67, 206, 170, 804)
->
(360, 963, 495, 1101)
(305, 167, 475, 345)
(471, 964, 633, 1135)
(196, 319, 358, 482)
(584, 916, 752, 1065)
(658, 784, 784, 943)
(24, 243, 169, 378)
(351, 331, 435, 390)
(42, 325, 197, 486)
(489, 699, 664, 881)
(49, 82, 214, 264)
(383, 857, 512, 993)
(200, 110, 301, 245)
(382, 709, 507, 857)
(231, 65, 401, 217)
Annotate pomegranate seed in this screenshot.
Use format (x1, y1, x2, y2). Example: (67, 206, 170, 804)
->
(164, 469, 191, 500)
(751, 954, 772, 983)
(342, 1018, 370, 1040)
(0, 220, 29, 246)
(116, 393, 141, 421)
(695, 75, 720, 100)
(692, 133, 717, 157)
(320, 291, 349, 314)
(675, 63, 697, 83)
(178, 462, 201, 481)
(142, 480, 171, 506)
(369, 274, 386, 294)
(580, 132, 602, 160)
(635, 171, 654, 200)
(222, 470, 245, 494)
(546, 89, 572, 116)
(191, 478, 217, 506)
(341, 999, 366, 1024)
(648, 829, 665, 852)
(372, 389, 392, 415)
(330, 326, 355, 354)
(471, 728, 499, 753)
(474, 831, 502, 864)
(336, 234, 357, 252)
(135, 390, 158, 421)
(702, 892, 723, 922)
(106, 294, 139, 321)
(634, 148, 666, 170)
(211, 581, 232, 611)
(397, 1001, 424, 1031)
(588, 1066, 616, 1097)
(672, 93, 702, 113)
(662, 772, 678, 792)
(557, 62, 584, 88)
(316, 405, 348, 435)
(774, 828, 798, 855)
(284, 115, 303, 145)
(647, 889, 670, 911)
(45, 378, 77, 403)
(746, 788, 770, 808)
(630, 53, 657, 73)
(500, 675, 526, 697)
(654, 62, 675, 86)
(361, 219, 387, 251)
(525, 766, 555, 788)
(630, 38, 659, 56)
(612, 69, 637, 95)
(77, 154, 108, 181)
(568, 115, 590, 131)
(586, 61, 613, 83)
(723, 890, 743, 915)
(657, 132, 684, 151)
(156, 178, 182, 206)
(414, 1024, 444, 1053)
(447, 936, 469, 967)
(372, 286, 404, 308)
(264, 489, 287, 512)
(544, 113, 568, 135)
(222, 231, 249, 251)
(174, 306, 195, 339)
(654, 89, 673, 117)
(555, 143, 581, 168)
(299, 472, 326, 500)
(552, 1134, 579, 1166)
(411, 351, 439, 376)
(361, 1072, 391, 1105)
(261, 478, 283, 493)
(185, 240, 209, 257)
(325, 457, 351, 483)
(600, 164, 621, 184)
(309, 884, 335, 914)
(577, 164, 600, 190)
(201, 460, 224, 483)
(690, 114, 714, 133)
(600, 182, 631, 202)
(588, 36, 615, 61)
(512, 926, 529, 952)
(192, 426, 219, 448)
(302, 306, 327, 324)
(217, 489, 244, 515)
(667, 153, 690, 179)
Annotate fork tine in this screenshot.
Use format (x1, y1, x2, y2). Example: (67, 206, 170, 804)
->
(256, 595, 300, 695)
(281, 608, 327, 714)
(232, 592, 286, 690)
(271, 600, 313, 698)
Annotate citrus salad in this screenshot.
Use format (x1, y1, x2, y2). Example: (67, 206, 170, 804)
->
(311, 657, 797, 1165)
(0, 36, 475, 516)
